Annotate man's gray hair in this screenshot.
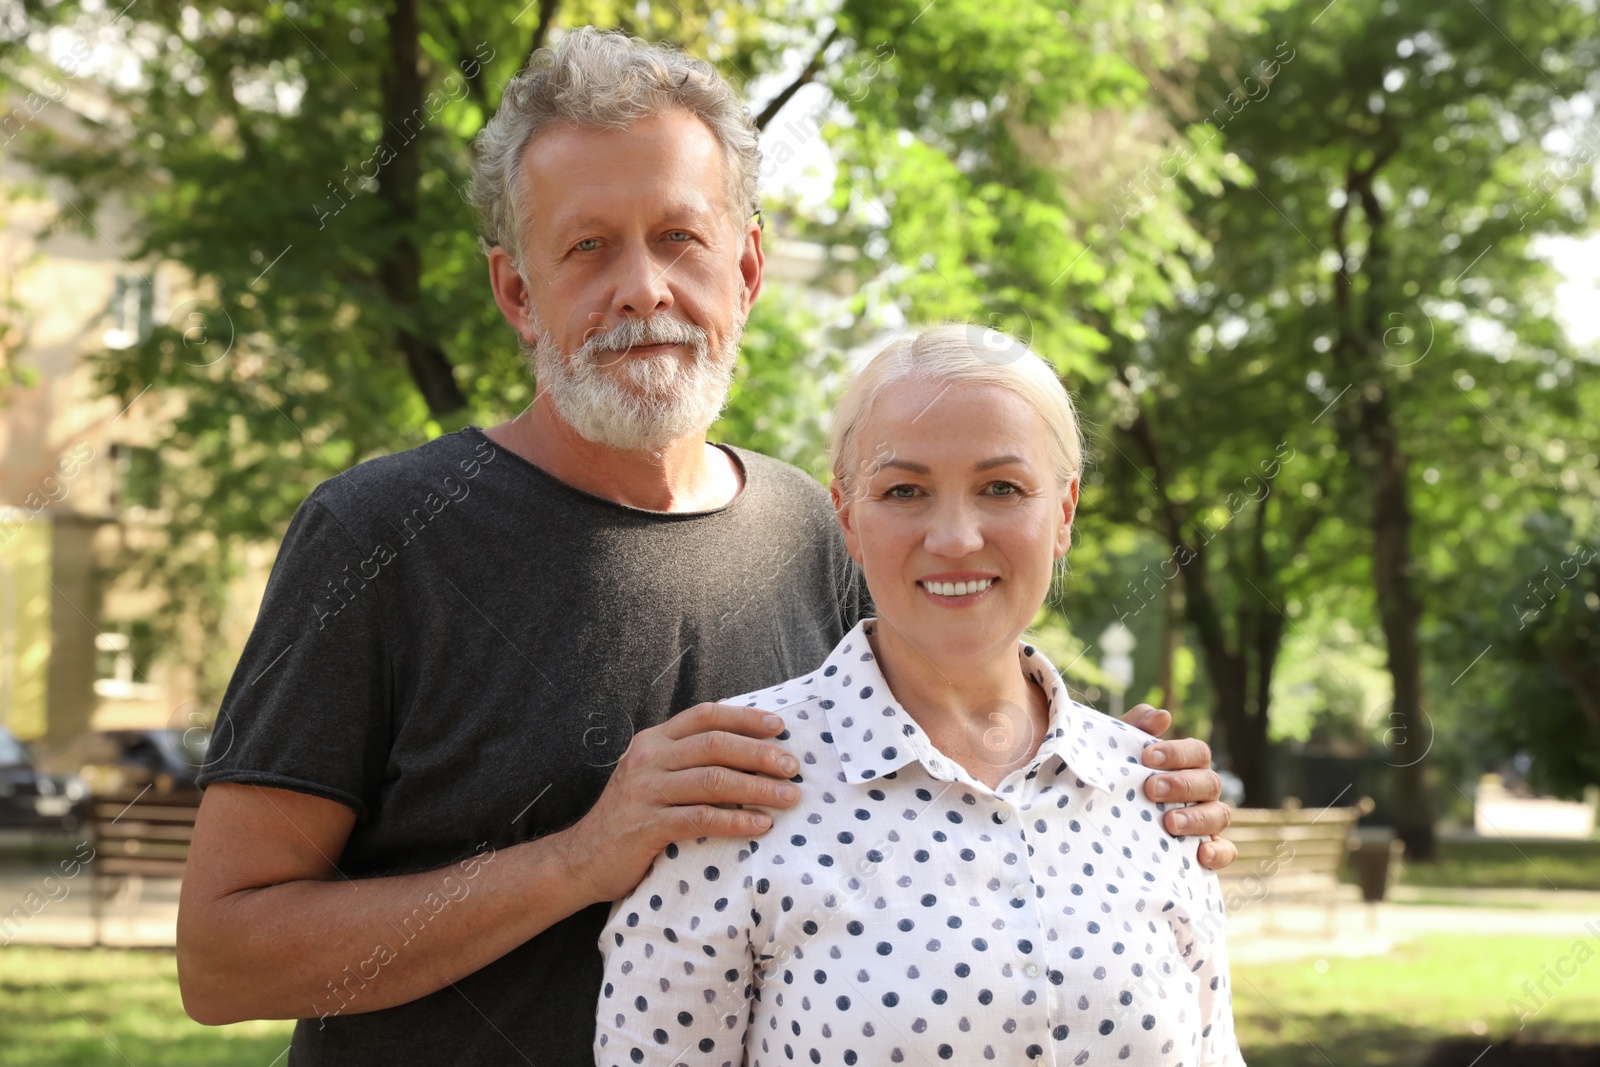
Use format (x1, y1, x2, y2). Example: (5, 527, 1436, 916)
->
(468, 27, 762, 274)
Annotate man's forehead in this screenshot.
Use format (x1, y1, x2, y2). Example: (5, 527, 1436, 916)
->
(544, 194, 722, 233)
(519, 111, 732, 232)
(520, 110, 725, 183)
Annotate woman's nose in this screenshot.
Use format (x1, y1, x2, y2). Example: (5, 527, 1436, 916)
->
(923, 499, 985, 558)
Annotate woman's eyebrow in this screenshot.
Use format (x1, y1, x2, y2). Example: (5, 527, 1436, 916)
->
(877, 455, 1029, 474)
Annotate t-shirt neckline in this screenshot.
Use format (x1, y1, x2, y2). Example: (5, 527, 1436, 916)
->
(464, 425, 750, 521)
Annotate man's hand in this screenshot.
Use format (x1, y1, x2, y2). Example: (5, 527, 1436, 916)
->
(559, 702, 800, 905)
(1119, 703, 1237, 871)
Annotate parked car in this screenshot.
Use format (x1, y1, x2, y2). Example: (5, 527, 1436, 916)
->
(0, 726, 93, 833)
(37, 728, 210, 797)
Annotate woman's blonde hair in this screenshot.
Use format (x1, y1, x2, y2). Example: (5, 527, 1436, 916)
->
(830, 324, 1084, 494)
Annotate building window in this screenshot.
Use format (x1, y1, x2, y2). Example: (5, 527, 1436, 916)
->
(94, 623, 158, 699)
(109, 444, 161, 511)
(102, 271, 155, 350)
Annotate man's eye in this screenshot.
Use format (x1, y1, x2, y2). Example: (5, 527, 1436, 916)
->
(575, 238, 600, 252)
(665, 230, 692, 242)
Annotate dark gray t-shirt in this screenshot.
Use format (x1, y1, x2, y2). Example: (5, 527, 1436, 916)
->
(198, 426, 867, 1066)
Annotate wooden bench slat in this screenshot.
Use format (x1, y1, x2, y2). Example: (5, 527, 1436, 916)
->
(94, 824, 196, 842)
(97, 858, 189, 877)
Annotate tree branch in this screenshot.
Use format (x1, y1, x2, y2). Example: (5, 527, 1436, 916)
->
(754, 26, 842, 132)
(380, 0, 466, 416)
(522, 0, 562, 74)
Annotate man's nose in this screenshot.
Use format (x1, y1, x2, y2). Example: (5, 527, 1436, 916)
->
(610, 243, 675, 318)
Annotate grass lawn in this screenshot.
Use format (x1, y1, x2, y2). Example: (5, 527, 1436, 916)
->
(3, 934, 1598, 1065)
(0, 947, 293, 1066)
(1390, 838, 1600, 891)
(1233, 934, 1600, 1067)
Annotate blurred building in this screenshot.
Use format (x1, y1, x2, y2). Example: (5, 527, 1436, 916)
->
(1, 72, 210, 746)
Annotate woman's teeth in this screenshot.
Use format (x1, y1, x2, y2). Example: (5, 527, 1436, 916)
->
(922, 578, 994, 597)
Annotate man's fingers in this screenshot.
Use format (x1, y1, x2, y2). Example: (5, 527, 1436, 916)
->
(1141, 737, 1212, 772)
(668, 804, 774, 842)
(654, 765, 801, 810)
(1120, 703, 1171, 738)
(1197, 834, 1239, 871)
(659, 702, 785, 742)
(666, 731, 799, 780)
(1163, 798, 1232, 837)
(1147, 767, 1222, 805)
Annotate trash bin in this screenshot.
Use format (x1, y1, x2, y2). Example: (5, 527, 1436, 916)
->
(1350, 828, 1404, 903)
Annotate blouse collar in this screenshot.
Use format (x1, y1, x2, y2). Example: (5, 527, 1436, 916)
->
(811, 619, 1143, 796)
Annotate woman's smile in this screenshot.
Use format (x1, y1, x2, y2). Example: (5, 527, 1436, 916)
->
(917, 572, 1000, 604)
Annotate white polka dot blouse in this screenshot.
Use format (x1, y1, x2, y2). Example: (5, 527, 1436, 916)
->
(596, 620, 1245, 1067)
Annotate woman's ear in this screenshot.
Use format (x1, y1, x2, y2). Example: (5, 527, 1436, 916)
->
(830, 479, 864, 565)
(1054, 476, 1081, 559)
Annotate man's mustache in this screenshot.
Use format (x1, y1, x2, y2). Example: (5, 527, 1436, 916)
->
(578, 317, 707, 360)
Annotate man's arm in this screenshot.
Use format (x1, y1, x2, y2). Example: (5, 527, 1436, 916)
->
(1119, 703, 1238, 871)
(177, 704, 800, 1024)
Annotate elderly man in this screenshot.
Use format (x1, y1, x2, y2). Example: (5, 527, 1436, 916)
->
(176, 27, 1234, 1066)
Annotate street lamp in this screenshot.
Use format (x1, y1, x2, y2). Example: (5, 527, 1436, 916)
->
(1098, 622, 1136, 717)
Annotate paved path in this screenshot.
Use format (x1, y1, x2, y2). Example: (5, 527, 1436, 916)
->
(4, 862, 1597, 956)
(1224, 885, 1600, 964)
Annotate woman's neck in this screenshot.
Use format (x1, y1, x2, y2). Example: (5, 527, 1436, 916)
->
(866, 619, 1050, 789)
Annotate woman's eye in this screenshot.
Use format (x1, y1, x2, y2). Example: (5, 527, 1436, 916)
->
(665, 230, 692, 242)
(884, 484, 920, 500)
(574, 238, 600, 252)
(986, 481, 1022, 496)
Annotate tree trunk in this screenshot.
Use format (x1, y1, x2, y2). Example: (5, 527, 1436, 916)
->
(1372, 428, 1435, 858)
(1119, 405, 1285, 805)
(382, 0, 467, 418)
(1330, 155, 1437, 861)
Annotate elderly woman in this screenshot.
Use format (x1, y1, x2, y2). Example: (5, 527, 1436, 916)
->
(595, 325, 1244, 1067)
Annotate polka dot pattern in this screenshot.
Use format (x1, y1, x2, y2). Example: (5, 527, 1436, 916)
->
(596, 620, 1244, 1067)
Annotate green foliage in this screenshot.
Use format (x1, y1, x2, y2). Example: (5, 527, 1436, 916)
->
(709, 283, 845, 480)
(1441, 508, 1600, 799)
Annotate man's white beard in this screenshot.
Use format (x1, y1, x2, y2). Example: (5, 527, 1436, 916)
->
(529, 313, 742, 454)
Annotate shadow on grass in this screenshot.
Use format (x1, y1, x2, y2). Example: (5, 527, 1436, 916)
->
(1243, 1016, 1600, 1067)
(1242, 1016, 1455, 1067)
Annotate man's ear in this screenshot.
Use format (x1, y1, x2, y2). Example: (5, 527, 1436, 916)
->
(488, 245, 540, 346)
(738, 217, 765, 316)
(1054, 476, 1081, 558)
(830, 479, 864, 566)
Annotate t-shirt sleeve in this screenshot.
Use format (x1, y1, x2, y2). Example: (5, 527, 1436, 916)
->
(595, 837, 758, 1067)
(196, 492, 393, 819)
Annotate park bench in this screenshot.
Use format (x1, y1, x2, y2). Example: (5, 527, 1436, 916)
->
(88, 786, 203, 945)
(1216, 795, 1374, 935)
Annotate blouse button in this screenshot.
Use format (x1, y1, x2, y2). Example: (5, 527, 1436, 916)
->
(1024, 962, 1041, 979)
(1011, 883, 1029, 900)
(995, 808, 1012, 823)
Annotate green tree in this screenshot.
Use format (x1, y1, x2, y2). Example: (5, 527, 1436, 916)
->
(1189, 0, 1598, 855)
